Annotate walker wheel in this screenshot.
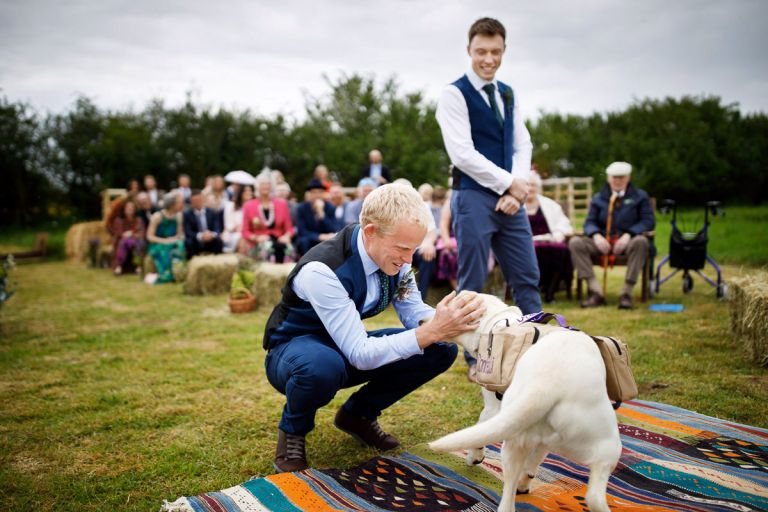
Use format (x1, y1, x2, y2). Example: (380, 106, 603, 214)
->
(682, 273, 694, 294)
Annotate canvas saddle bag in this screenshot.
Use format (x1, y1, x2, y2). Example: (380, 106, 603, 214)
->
(474, 312, 638, 406)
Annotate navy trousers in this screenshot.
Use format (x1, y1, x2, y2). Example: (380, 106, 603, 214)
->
(452, 189, 542, 363)
(264, 328, 458, 436)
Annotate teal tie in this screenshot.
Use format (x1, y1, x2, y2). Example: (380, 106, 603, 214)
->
(371, 270, 390, 315)
(482, 83, 504, 128)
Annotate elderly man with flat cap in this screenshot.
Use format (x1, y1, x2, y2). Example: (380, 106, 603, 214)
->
(569, 161, 655, 309)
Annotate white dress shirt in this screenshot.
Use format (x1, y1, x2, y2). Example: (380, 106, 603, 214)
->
(292, 230, 435, 371)
(435, 68, 533, 195)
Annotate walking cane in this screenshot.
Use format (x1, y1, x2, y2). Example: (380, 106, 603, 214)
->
(603, 193, 618, 297)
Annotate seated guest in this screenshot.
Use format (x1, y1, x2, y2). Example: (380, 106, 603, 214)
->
(176, 173, 193, 206)
(313, 164, 333, 191)
(343, 178, 378, 225)
(222, 184, 254, 253)
(295, 178, 337, 255)
(569, 161, 655, 309)
(143, 174, 164, 210)
(275, 182, 298, 226)
(418, 183, 433, 203)
(328, 183, 347, 230)
(183, 189, 224, 258)
(134, 192, 155, 235)
(242, 174, 295, 263)
(127, 179, 141, 195)
(525, 171, 574, 303)
(360, 148, 391, 184)
(205, 175, 228, 211)
(146, 192, 186, 284)
(107, 199, 145, 275)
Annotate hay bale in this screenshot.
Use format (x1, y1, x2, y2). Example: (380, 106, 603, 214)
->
(251, 262, 295, 310)
(729, 271, 768, 367)
(65, 221, 110, 262)
(183, 254, 240, 295)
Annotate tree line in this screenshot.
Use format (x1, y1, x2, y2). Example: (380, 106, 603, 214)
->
(2, 73, 766, 226)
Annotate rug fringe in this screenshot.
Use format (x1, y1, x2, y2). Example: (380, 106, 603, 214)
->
(159, 498, 194, 512)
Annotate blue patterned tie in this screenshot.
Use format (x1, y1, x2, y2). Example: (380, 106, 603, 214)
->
(371, 270, 390, 315)
(482, 83, 504, 128)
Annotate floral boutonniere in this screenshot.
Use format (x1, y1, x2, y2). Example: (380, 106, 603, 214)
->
(251, 217, 262, 228)
(502, 88, 514, 110)
(394, 267, 417, 302)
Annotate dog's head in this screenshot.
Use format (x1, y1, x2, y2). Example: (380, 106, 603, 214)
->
(451, 292, 522, 357)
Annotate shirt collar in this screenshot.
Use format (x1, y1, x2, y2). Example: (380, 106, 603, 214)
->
(467, 67, 497, 92)
(356, 229, 379, 277)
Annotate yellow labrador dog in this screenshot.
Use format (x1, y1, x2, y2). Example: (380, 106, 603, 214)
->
(430, 293, 621, 512)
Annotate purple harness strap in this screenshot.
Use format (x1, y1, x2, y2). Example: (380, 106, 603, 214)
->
(518, 311, 580, 331)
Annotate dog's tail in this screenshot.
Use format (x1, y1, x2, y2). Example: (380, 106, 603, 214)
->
(428, 390, 553, 453)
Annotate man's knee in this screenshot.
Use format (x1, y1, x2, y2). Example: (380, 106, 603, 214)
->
(569, 235, 588, 253)
(628, 235, 649, 253)
(425, 342, 458, 373)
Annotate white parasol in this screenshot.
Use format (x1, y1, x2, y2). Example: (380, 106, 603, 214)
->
(224, 170, 255, 185)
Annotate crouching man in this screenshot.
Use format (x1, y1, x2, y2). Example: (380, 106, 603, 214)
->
(263, 183, 485, 472)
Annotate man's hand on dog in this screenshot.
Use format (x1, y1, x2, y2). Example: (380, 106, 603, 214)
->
(416, 291, 486, 348)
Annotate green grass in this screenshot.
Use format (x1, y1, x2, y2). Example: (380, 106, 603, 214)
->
(1, 206, 767, 510)
(1, 260, 767, 511)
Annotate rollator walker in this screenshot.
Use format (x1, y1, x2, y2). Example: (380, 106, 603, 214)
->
(655, 200, 724, 298)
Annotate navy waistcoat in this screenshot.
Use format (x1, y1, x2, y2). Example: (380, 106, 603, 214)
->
(452, 74, 515, 195)
(263, 224, 397, 350)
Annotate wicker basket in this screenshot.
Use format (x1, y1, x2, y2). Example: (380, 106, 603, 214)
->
(228, 294, 257, 314)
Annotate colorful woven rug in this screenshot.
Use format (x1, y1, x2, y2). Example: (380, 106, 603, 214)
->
(162, 400, 768, 511)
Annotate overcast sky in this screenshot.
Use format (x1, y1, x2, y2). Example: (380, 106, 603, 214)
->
(1, 0, 766, 122)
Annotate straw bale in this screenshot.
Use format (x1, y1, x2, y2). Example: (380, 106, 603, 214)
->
(65, 221, 110, 262)
(183, 254, 240, 295)
(729, 271, 768, 367)
(251, 262, 295, 310)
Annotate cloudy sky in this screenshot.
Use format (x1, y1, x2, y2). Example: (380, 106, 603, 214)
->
(1, 0, 766, 121)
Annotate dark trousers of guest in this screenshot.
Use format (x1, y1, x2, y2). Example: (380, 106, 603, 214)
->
(265, 328, 458, 436)
(185, 237, 223, 258)
(569, 235, 649, 286)
(270, 235, 288, 264)
(412, 249, 437, 301)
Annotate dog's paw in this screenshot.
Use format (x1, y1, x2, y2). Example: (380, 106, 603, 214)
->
(465, 448, 485, 466)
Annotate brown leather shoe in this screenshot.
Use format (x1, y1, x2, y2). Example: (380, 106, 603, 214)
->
(618, 293, 634, 310)
(274, 429, 308, 473)
(334, 407, 400, 451)
(580, 292, 606, 308)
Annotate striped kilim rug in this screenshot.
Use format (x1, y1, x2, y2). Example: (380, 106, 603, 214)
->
(162, 400, 768, 511)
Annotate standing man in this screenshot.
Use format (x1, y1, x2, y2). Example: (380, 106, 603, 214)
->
(436, 19, 541, 322)
(263, 184, 484, 472)
(361, 149, 391, 184)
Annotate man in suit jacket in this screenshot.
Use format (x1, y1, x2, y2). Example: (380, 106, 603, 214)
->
(360, 149, 391, 184)
(183, 189, 223, 257)
(295, 179, 338, 255)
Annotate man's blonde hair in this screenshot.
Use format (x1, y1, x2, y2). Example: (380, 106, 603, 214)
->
(360, 183, 431, 235)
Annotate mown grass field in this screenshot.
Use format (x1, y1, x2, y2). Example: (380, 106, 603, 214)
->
(1, 205, 767, 511)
